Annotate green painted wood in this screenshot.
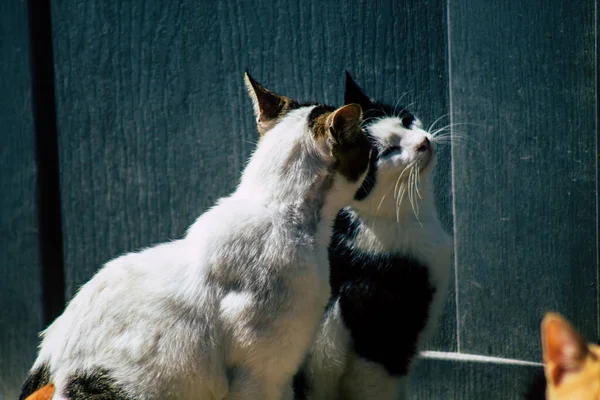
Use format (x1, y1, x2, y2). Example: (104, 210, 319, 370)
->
(51, 0, 455, 351)
(0, 1, 43, 398)
(410, 356, 543, 399)
(449, 0, 597, 361)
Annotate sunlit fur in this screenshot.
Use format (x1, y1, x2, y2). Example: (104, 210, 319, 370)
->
(25, 101, 369, 400)
(543, 313, 600, 400)
(298, 111, 452, 400)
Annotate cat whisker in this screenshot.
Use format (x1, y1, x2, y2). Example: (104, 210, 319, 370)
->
(416, 167, 422, 200)
(362, 109, 382, 118)
(392, 97, 403, 118)
(392, 91, 414, 117)
(407, 168, 416, 216)
(396, 102, 416, 118)
(376, 194, 387, 216)
(431, 128, 478, 145)
(432, 133, 477, 146)
(432, 130, 470, 139)
(430, 123, 466, 137)
(431, 122, 484, 138)
(362, 115, 382, 125)
(430, 121, 475, 133)
(393, 163, 414, 200)
(396, 182, 407, 223)
(412, 168, 419, 214)
(427, 113, 453, 136)
(434, 121, 484, 129)
(431, 135, 471, 144)
(410, 166, 424, 226)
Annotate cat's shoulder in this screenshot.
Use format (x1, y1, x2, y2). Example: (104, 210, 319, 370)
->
(186, 196, 272, 240)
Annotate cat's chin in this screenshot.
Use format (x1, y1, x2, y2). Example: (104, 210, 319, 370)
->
(419, 155, 435, 174)
(381, 157, 435, 181)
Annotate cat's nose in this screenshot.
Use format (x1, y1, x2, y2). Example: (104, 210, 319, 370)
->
(416, 137, 430, 152)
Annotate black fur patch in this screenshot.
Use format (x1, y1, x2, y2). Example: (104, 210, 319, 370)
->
(524, 369, 547, 400)
(353, 145, 379, 201)
(332, 208, 361, 241)
(19, 363, 51, 400)
(64, 369, 132, 400)
(344, 71, 414, 125)
(328, 213, 436, 377)
(292, 367, 310, 400)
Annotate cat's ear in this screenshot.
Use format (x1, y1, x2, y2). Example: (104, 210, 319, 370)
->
(244, 71, 296, 136)
(542, 312, 589, 386)
(344, 71, 373, 111)
(325, 103, 370, 182)
(327, 103, 362, 141)
(326, 103, 363, 145)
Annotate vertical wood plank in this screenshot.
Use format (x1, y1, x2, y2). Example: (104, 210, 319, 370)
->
(0, 1, 43, 397)
(51, 0, 456, 351)
(410, 357, 543, 399)
(449, 0, 597, 361)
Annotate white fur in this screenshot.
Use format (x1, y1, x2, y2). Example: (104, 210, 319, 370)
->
(31, 106, 367, 400)
(301, 117, 452, 400)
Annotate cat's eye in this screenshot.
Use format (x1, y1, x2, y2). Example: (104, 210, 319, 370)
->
(380, 145, 401, 157)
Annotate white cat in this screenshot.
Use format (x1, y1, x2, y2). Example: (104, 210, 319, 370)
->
(19, 73, 371, 400)
(293, 73, 452, 400)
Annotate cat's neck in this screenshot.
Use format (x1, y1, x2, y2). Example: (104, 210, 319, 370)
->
(235, 171, 350, 245)
(234, 125, 346, 237)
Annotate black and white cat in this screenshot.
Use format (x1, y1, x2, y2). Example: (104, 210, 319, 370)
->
(293, 73, 452, 400)
(19, 73, 372, 400)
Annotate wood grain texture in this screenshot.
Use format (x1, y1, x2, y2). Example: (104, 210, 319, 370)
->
(51, 0, 455, 350)
(449, 0, 597, 361)
(410, 357, 544, 399)
(0, 1, 43, 398)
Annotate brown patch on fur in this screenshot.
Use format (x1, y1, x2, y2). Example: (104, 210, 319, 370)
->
(334, 134, 371, 183)
(308, 108, 335, 140)
(310, 103, 370, 183)
(542, 312, 600, 399)
(24, 383, 54, 400)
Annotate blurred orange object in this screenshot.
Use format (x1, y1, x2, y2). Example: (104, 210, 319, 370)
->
(24, 383, 55, 400)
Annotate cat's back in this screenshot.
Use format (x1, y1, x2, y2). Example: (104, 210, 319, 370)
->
(31, 238, 222, 399)
(188, 196, 320, 270)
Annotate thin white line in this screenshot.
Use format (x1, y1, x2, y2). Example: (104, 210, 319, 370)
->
(446, 0, 461, 353)
(419, 351, 543, 367)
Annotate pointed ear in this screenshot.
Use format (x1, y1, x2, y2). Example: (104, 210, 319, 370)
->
(344, 71, 373, 111)
(244, 71, 296, 136)
(326, 103, 363, 143)
(542, 312, 589, 385)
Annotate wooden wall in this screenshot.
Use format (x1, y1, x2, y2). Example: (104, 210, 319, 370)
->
(1, 1, 43, 397)
(2, 0, 597, 398)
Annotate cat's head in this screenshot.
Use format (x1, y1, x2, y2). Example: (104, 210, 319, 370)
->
(241, 72, 371, 203)
(542, 312, 600, 399)
(344, 72, 435, 217)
